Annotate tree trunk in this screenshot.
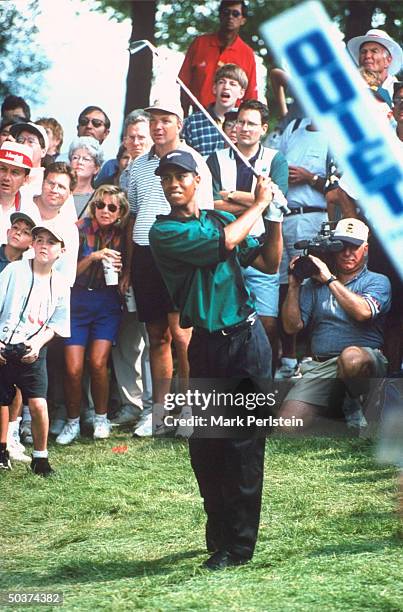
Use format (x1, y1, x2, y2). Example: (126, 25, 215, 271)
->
(124, 0, 156, 117)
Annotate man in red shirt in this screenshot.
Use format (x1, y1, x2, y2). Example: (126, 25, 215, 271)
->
(178, 1, 257, 116)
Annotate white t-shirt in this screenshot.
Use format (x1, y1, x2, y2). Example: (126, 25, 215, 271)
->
(0, 259, 70, 344)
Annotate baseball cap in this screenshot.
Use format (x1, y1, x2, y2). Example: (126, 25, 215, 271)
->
(32, 222, 65, 247)
(10, 212, 36, 228)
(0, 141, 33, 170)
(155, 149, 199, 176)
(145, 99, 184, 122)
(333, 218, 369, 246)
(9, 121, 49, 151)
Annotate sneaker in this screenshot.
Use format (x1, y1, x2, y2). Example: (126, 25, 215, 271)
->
(49, 418, 67, 436)
(110, 405, 142, 426)
(133, 412, 152, 437)
(7, 428, 31, 463)
(31, 457, 54, 477)
(0, 449, 12, 470)
(93, 419, 112, 440)
(56, 421, 80, 445)
(20, 420, 33, 444)
(175, 406, 194, 439)
(8, 440, 31, 463)
(152, 404, 173, 437)
(274, 364, 302, 379)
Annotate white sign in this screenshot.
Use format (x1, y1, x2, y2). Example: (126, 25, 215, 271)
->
(260, 1, 403, 279)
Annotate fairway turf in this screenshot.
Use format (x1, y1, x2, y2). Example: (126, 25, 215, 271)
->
(2, 433, 402, 611)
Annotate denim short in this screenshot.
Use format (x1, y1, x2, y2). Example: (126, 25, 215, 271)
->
(65, 286, 123, 346)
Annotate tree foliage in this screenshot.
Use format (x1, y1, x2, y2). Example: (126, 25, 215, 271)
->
(91, 0, 402, 114)
(93, 0, 402, 57)
(0, 1, 49, 105)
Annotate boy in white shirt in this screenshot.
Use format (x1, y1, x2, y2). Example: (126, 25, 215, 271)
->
(0, 222, 70, 475)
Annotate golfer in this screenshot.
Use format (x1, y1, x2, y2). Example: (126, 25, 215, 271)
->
(149, 149, 282, 570)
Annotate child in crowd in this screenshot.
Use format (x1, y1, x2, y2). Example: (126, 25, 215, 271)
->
(0, 222, 70, 475)
(222, 109, 238, 145)
(0, 212, 35, 469)
(181, 63, 248, 156)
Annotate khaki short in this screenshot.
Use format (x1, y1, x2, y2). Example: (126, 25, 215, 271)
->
(284, 348, 388, 410)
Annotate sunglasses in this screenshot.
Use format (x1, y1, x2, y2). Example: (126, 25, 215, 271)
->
(95, 201, 118, 213)
(221, 8, 242, 17)
(393, 96, 403, 105)
(78, 117, 105, 128)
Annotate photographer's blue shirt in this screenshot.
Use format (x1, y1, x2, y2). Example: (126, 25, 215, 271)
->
(299, 265, 391, 357)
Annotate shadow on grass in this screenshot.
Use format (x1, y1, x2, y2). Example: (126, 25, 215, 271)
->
(6, 549, 204, 589)
(309, 536, 402, 559)
(335, 469, 396, 484)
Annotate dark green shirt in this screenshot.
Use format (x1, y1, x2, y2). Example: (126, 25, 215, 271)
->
(149, 210, 261, 331)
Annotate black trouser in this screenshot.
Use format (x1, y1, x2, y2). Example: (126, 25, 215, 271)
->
(188, 318, 272, 560)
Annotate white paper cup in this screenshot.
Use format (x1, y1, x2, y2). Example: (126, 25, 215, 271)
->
(102, 257, 119, 286)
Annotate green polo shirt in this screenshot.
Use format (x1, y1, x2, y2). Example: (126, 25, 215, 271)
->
(149, 209, 261, 332)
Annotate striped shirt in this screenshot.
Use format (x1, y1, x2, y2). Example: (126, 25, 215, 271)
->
(181, 105, 225, 157)
(127, 142, 214, 246)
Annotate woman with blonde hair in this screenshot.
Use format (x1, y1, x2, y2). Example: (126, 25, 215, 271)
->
(57, 185, 129, 444)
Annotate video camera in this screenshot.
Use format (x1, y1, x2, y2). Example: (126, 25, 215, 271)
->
(290, 221, 344, 281)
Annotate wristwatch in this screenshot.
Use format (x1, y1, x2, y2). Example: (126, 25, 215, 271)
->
(326, 275, 337, 286)
(310, 174, 319, 187)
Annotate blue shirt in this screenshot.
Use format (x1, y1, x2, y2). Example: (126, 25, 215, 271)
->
(181, 106, 225, 157)
(299, 265, 391, 356)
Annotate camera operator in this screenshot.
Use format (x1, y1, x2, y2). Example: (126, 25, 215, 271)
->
(279, 218, 391, 430)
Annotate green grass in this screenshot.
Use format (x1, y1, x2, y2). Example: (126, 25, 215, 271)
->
(1, 432, 402, 611)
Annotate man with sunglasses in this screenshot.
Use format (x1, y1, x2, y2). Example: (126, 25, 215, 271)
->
(178, 1, 257, 116)
(77, 106, 110, 145)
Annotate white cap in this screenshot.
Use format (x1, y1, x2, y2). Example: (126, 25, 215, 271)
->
(9, 121, 49, 151)
(145, 99, 184, 121)
(333, 218, 369, 246)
